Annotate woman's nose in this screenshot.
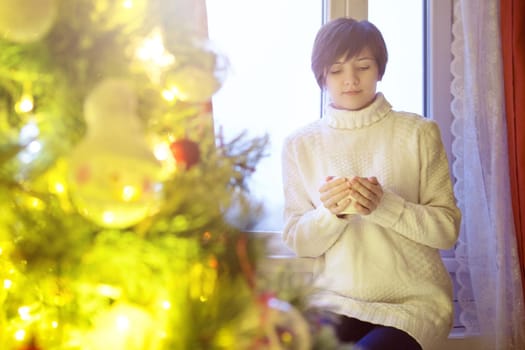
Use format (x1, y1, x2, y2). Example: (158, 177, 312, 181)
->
(344, 72, 358, 86)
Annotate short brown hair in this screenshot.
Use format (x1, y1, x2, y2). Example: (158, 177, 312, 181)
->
(311, 18, 388, 88)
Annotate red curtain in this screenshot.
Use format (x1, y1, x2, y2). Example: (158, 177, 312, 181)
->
(501, 0, 525, 298)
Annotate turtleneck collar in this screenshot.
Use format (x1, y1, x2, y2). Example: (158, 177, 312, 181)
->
(323, 92, 392, 130)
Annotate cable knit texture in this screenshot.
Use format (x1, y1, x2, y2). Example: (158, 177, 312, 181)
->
(281, 93, 461, 349)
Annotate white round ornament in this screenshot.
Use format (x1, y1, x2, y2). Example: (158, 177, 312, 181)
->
(0, 0, 57, 43)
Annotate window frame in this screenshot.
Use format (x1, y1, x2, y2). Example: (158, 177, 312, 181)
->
(424, 0, 454, 173)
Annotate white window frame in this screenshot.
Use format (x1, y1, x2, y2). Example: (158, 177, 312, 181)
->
(328, 0, 368, 21)
(424, 0, 454, 174)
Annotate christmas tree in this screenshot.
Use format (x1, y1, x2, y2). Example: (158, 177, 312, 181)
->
(0, 1, 322, 349)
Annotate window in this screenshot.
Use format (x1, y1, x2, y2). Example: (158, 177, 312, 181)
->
(207, 0, 425, 232)
(368, 0, 423, 115)
(206, 0, 323, 232)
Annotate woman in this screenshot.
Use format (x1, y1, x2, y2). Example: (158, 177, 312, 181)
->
(281, 17, 461, 350)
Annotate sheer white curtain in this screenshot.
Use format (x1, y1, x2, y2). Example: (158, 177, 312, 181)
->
(450, 0, 525, 348)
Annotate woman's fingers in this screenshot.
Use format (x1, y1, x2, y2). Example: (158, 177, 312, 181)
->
(319, 176, 352, 213)
(348, 176, 383, 214)
(319, 176, 346, 192)
(319, 177, 349, 200)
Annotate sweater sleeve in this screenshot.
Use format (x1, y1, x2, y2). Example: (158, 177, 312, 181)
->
(364, 121, 461, 250)
(281, 135, 348, 257)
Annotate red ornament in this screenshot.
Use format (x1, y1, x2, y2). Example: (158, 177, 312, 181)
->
(170, 138, 201, 170)
(75, 164, 91, 184)
(18, 337, 41, 350)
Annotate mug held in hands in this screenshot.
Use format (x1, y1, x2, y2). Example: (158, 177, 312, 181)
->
(338, 196, 359, 215)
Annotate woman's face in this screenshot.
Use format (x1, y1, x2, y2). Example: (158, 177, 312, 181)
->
(324, 47, 380, 111)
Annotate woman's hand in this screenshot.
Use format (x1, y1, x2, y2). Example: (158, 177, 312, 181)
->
(319, 176, 352, 216)
(348, 176, 383, 215)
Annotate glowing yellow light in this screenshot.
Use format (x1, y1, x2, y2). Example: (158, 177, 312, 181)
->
(165, 85, 188, 101)
(153, 143, 171, 161)
(103, 211, 115, 224)
(96, 284, 122, 299)
(122, 185, 138, 201)
(14, 329, 26, 341)
(122, 0, 133, 9)
(135, 30, 175, 68)
(54, 182, 66, 194)
(18, 306, 31, 321)
(28, 196, 44, 209)
(161, 89, 176, 102)
(4, 279, 12, 289)
(15, 95, 34, 113)
(161, 301, 171, 310)
(199, 295, 208, 302)
(52, 321, 59, 328)
(116, 315, 130, 331)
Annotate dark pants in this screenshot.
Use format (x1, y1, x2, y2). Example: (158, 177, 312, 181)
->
(334, 315, 423, 350)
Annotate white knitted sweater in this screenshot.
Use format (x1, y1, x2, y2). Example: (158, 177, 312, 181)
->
(281, 93, 461, 349)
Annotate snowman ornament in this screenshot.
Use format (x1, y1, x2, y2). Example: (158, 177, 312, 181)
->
(67, 78, 163, 229)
